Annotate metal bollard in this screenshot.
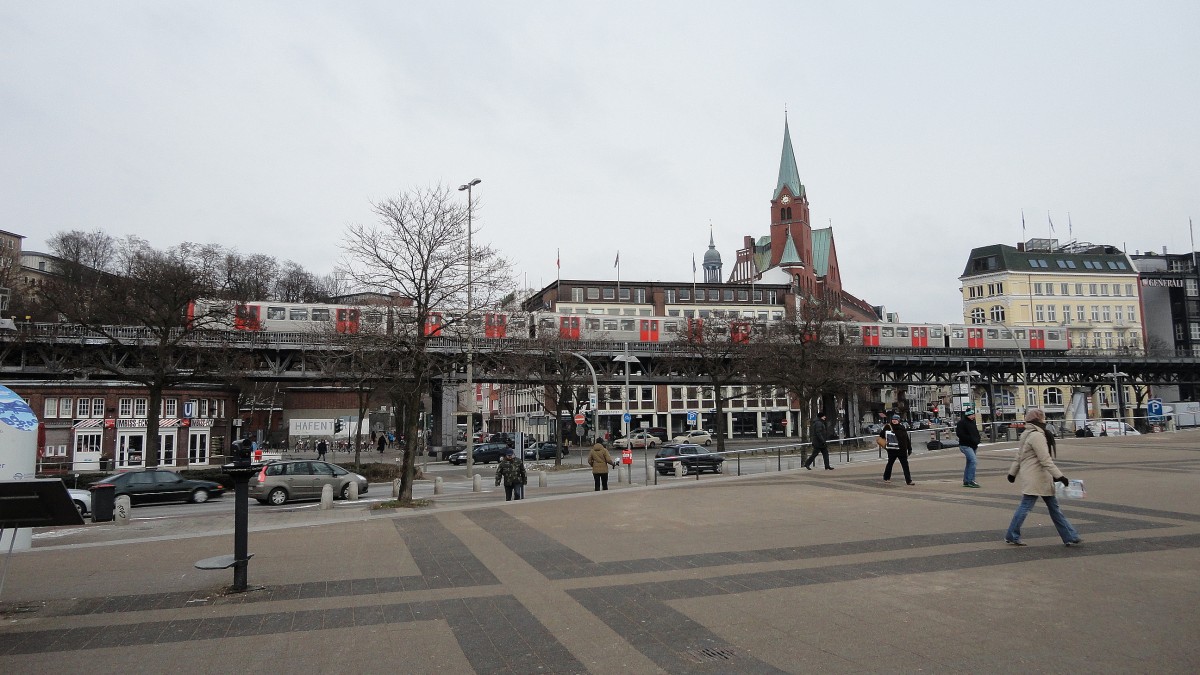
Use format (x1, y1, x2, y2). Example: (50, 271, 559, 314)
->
(320, 483, 334, 509)
(472, 474, 481, 492)
(114, 495, 131, 526)
(347, 480, 359, 501)
(434, 476, 443, 495)
(538, 470, 547, 488)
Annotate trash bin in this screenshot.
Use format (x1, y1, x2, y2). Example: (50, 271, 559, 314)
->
(90, 484, 116, 522)
(1006, 427, 1017, 441)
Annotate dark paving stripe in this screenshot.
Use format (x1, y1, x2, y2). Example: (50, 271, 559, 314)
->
(466, 508, 1162, 581)
(395, 515, 500, 588)
(442, 595, 587, 674)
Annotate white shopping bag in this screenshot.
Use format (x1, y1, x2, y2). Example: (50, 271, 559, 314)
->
(1055, 479, 1086, 499)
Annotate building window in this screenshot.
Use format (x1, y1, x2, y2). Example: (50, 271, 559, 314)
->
(1091, 306, 1100, 321)
(1100, 284, 1108, 296)
(1033, 283, 1043, 295)
(44, 397, 58, 419)
(164, 398, 177, 417)
(635, 288, 645, 303)
(989, 305, 1005, 322)
(1115, 306, 1123, 322)
(723, 290, 734, 301)
(77, 397, 91, 418)
(93, 398, 105, 418)
(1113, 285, 1122, 297)
(970, 307, 986, 324)
(1127, 305, 1135, 320)
(1192, 323, 1200, 340)
(603, 288, 615, 300)
(1047, 305, 1057, 322)
(119, 398, 133, 418)
(1075, 283, 1083, 295)
(665, 290, 676, 303)
(754, 290, 763, 302)
(1125, 283, 1134, 296)
(1187, 279, 1198, 297)
(1089, 284, 1097, 295)
(1105, 332, 1114, 349)
(134, 398, 148, 417)
(1043, 387, 1064, 406)
(571, 288, 583, 302)
(680, 289, 690, 300)
(587, 287, 599, 300)
(1035, 305, 1045, 322)
(1077, 306, 1085, 322)
(1102, 306, 1111, 322)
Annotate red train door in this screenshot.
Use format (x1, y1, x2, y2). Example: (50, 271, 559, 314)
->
(686, 318, 704, 342)
(967, 327, 984, 349)
(234, 304, 261, 331)
(730, 321, 751, 344)
(485, 313, 507, 338)
(336, 308, 360, 334)
(559, 316, 580, 340)
(911, 326, 928, 348)
(639, 319, 660, 342)
(424, 312, 443, 337)
(1029, 329, 1045, 349)
(861, 325, 880, 346)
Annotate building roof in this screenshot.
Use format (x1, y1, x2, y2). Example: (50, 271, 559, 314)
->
(810, 227, 833, 277)
(960, 243, 1137, 279)
(779, 230, 803, 268)
(703, 231, 722, 265)
(774, 118, 805, 202)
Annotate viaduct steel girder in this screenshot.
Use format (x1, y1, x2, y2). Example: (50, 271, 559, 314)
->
(2, 333, 1200, 389)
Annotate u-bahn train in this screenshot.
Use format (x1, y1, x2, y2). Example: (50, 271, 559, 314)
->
(189, 299, 1071, 352)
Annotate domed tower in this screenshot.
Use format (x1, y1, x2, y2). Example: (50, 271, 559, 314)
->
(703, 229, 723, 283)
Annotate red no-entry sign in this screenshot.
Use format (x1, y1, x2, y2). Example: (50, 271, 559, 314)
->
(574, 413, 586, 425)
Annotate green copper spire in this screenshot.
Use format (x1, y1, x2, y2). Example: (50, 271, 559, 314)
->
(775, 117, 805, 201)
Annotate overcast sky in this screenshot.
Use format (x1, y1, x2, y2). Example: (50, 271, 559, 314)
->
(3, 2, 1197, 323)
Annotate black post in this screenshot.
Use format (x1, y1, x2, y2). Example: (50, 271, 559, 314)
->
(230, 468, 252, 591)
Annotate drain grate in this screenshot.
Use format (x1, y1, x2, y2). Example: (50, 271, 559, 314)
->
(686, 647, 737, 662)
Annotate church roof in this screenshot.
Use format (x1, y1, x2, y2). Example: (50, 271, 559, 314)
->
(774, 118, 806, 202)
(779, 230, 804, 268)
(810, 227, 833, 277)
(703, 231, 722, 264)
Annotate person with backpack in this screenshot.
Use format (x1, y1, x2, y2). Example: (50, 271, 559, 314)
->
(494, 448, 528, 501)
(956, 405, 982, 488)
(879, 414, 914, 485)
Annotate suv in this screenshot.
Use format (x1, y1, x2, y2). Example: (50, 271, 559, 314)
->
(655, 444, 724, 475)
(249, 460, 368, 506)
(449, 442, 509, 465)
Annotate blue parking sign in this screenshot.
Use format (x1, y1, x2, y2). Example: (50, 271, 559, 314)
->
(687, 411, 697, 422)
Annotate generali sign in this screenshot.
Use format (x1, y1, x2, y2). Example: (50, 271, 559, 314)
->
(1140, 278, 1185, 287)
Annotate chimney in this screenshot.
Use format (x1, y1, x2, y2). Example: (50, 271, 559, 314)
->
(1016, 242, 1025, 252)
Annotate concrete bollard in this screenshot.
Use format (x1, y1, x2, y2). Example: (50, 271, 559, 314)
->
(645, 462, 653, 485)
(675, 462, 683, 478)
(392, 478, 401, 499)
(114, 495, 131, 526)
(538, 470, 547, 488)
(434, 476, 443, 495)
(347, 480, 359, 501)
(472, 474, 481, 492)
(320, 483, 334, 509)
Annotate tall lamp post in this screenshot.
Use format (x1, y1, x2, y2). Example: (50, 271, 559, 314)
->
(459, 178, 480, 476)
(1105, 367, 1129, 435)
(568, 352, 599, 445)
(614, 344, 643, 483)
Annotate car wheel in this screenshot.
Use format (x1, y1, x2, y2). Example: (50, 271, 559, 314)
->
(681, 463, 691, 476)
(704, 439, 711, 446)
(649, 441, 657, 448)
(73, 500, 87, 516)
(341, 483, 352, 500)
(714, 464, 723, 474)
(191, 489, 210, 504)
(267, 487, 288, 506)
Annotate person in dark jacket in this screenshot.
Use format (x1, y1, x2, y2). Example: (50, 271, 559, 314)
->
(494, 448, 528, 501)
(804, 410, 833, 470)
(956, 405, 982, 488)
(879, 414, 914, 484)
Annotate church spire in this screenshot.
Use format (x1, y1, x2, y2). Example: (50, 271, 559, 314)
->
(775, 116, 805, 201)
(779, 228, 804, 269)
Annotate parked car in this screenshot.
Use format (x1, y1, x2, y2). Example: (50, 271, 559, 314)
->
(488, 433, 537, 449)
(655, 444, 724, 475)
(524, 442, 566, 460)
(249, 460, 368, 506)
(613, 432, 659, 449)
(671, 430, 712, 446)
(90, 470, 225, 506)
(68, 488, 91, 516)
(449, 442, 509, 465)
(1087, 420, 1141, 436)
(644, 427, 670, 443)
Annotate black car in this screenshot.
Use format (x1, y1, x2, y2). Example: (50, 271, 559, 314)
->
(90, 470, 225, 505)
(449, 442, 509, 465)
(654, 444, 724, 476)
(524, 442, 567, 460)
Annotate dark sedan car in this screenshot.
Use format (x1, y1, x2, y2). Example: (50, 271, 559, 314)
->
(654, 444, 724, 476)
(524, 442, 567, 460)
(90, 470, 225, 505)
(449, 442, 509, 465)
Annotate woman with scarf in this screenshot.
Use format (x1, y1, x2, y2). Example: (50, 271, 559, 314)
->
(1004, 407, 1082, 546)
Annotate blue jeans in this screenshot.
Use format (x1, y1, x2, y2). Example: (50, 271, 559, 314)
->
(1005, 494, 1079, 543)
(959, 446, 977, 483)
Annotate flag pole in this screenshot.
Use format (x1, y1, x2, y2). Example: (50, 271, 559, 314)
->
(1021, 209, 1026, 242)
(556, 247, 561, 300)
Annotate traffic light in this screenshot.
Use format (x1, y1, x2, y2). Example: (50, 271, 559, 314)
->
(334, 419, 344, 434)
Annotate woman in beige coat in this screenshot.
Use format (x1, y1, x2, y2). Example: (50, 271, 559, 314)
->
(588, 440, 618, 491)
(1004, 408, 1081, 546)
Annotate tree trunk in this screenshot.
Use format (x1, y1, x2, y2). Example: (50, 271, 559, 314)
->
(145, 384, 163, 469)
(396, 390, 422, 502)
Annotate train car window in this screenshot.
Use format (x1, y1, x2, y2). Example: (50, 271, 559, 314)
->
(267, 307, 286, 320)
(539, 317, 555, 329)
(289, 308, 309, 321)
(881, 327, 894, 337)
(1047, 330, 1061, 340)
(311, 309, 331, 321)
(364, 311, 382, 324)
(1014, 329, 1026, 339)
(897, 327, 909, 337)
(603, 320, 618, 331)
(998, 329, 1011, 339)
(985, 329, 998, 339)
(847, 325, 861, 337)
(772, 312, 783, 321)
(510, 318, 526, 329)
(931, 328, 944, 338)
(585, 318, 601, 330)
(468, 316, 482, 327)
(664, 321, 678, 332)
(951, 328, 964, 339)
(620, 320, 635, 331)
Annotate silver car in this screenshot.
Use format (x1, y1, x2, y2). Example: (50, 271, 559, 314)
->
(249, 460, 368, 506)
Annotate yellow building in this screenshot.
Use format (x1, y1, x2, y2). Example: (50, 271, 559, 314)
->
(959, 239, 1141, 423)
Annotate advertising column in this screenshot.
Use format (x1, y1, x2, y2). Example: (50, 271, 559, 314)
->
(0, 385, 39, 551)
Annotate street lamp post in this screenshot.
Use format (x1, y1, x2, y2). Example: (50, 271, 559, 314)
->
(458, 178, 481, 476)
(1106, 366, 1129, 435)
(614, 344, 643, 484)
(567, 352, 599, 444)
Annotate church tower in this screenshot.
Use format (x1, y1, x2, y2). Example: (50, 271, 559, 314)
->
(702, 228, 723, 283)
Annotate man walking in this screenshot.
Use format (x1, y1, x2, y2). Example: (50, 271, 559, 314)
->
(956, 405, 982, 488)
(317, 438, 328, 461)
(804, 410, 833, 470)
(495, 448, 528, 501)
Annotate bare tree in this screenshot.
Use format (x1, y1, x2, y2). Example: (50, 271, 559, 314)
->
(503, 333, 592, 465)
(338, 185, 514, 502)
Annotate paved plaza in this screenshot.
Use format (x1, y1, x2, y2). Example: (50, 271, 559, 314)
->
(2, 432, 1198, 673)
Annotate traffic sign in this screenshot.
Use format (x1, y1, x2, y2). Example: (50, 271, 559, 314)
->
(574, 413, 586, 425)
(1148, 398, 1164, 423)
(687, 411, 697, 421)
(622, 413, 631, 423)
